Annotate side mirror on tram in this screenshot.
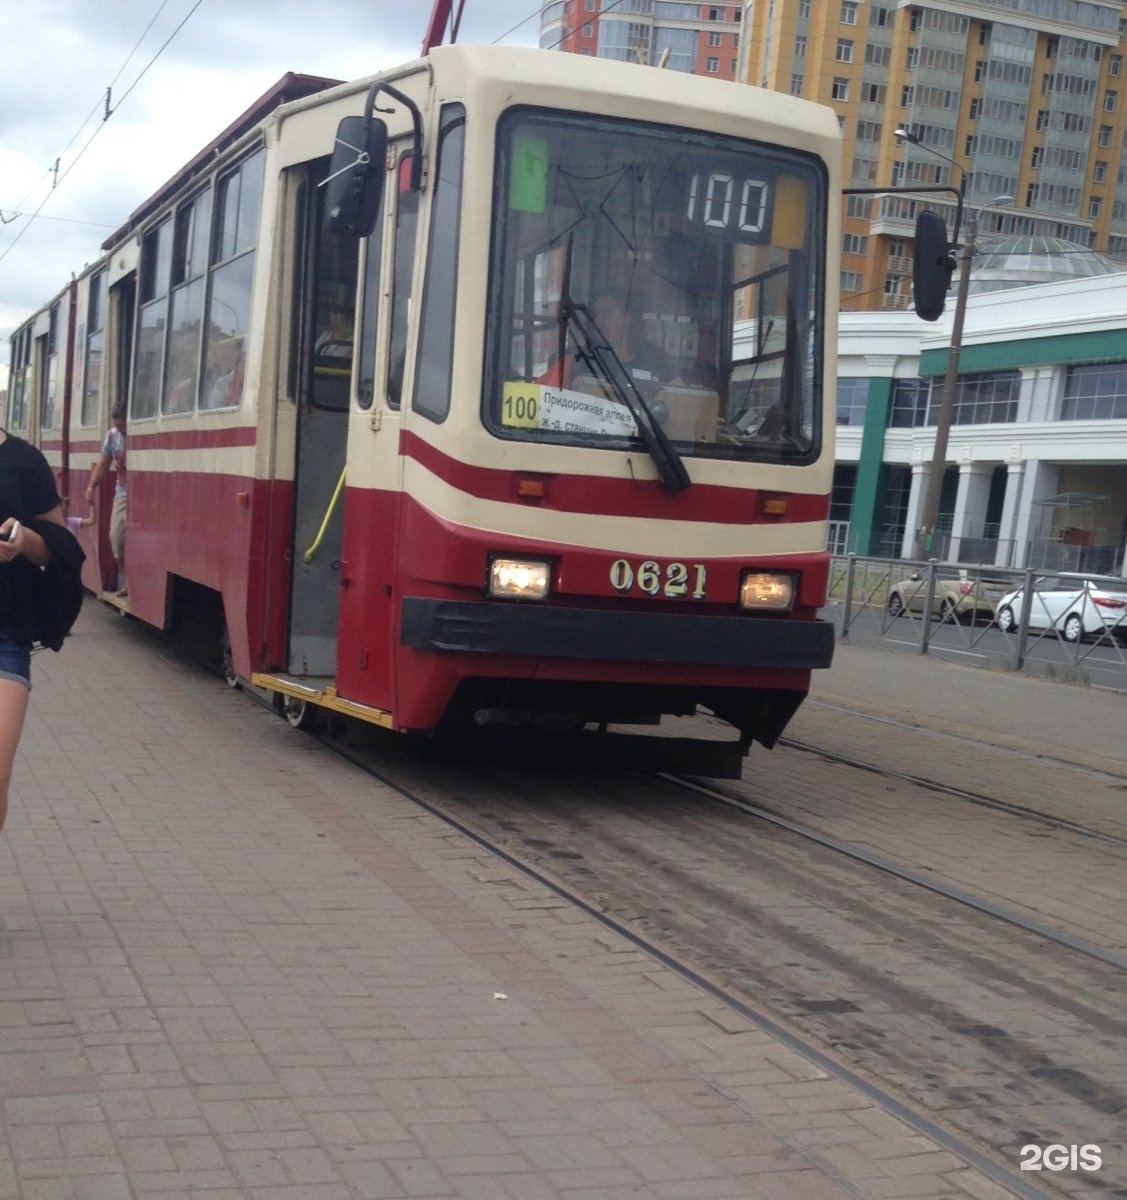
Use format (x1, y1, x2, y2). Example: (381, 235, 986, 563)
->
(325, 115, 388, 238)
(912, 209, 954, 322)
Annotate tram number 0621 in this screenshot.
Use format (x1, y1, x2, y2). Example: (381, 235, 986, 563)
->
(609, 559, 707, 599)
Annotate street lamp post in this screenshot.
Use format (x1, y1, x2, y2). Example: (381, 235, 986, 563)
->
(893, 127, 1012, 560)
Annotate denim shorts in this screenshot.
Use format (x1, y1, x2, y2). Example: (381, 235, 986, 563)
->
(0, 625, 32, 690)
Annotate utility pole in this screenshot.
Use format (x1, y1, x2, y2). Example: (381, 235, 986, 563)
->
(894, 127, 1011, 560)
(913, 197, 1013, 559)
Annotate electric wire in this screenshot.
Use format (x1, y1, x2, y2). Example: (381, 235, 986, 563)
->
(0, 214, 118, 230)
(0, 0, 202, 269)
(105, 0, 202, 116)
(108, 0, 175, 92)
(5, 2, 631, 285)
(27, 0, 173, 205)
(5, 0, 613, 267)
(495, 0, 628, 52)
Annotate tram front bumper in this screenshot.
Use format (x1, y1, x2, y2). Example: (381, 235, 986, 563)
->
(400, 598, 834, 670)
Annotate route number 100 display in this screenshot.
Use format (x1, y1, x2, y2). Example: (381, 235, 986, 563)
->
(687, 172, 771, 241)
(502, 387, 540, 427)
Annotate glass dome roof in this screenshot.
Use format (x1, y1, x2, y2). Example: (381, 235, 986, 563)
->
(962, 234, 1122, 295)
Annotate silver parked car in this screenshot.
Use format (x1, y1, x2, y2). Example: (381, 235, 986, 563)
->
(994, 577, 1127, 642)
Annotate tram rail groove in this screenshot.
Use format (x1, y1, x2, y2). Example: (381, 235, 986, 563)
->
(807, 697, 1127, 786)
(663, 774, 1127, 972)
(779, 736, 1127, 851)
(326, 737, 1059, 1200)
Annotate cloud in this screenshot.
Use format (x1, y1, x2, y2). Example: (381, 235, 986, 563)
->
(0, 0, 540, 388)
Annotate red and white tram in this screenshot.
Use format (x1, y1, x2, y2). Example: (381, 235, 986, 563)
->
(6, 45, 947, 775)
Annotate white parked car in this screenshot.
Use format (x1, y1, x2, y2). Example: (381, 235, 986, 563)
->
(994, 577, 1127, 642)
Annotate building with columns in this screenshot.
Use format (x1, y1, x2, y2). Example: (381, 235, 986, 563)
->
(831, 270, 1127, 572)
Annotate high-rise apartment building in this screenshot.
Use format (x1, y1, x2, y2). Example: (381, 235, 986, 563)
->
(745, 0, 1127, 311)
(540, 1, 743, 78)
(546, 1, 1127, 311)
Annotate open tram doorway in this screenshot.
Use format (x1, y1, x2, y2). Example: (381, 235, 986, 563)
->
(287, 163, 358, 678)
(95, 272, 136, 597)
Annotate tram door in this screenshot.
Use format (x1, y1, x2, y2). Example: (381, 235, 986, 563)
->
(95, 273, 135, 595)
(286, 163, 359, 678)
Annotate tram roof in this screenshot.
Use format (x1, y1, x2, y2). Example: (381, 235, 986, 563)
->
(100, 45, 842, 254)
(102, 72, 341, 252)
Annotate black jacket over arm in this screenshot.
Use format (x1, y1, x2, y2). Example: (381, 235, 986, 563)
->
(7, 520, 86, 651)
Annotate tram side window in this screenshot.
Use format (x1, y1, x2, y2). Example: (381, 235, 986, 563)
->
(82, 271, 107, 427)
(8, 326, 31, 432)
(162, 188, 213, 415)
(40, 303, 60, 431)
(390, 155, 420, 409)
(135, 219, 173, 419)
(309, 175, 359, 414)
(201, 147, 264, 411)
(380, 153, 419, 410)
(413, 105, 466, 423)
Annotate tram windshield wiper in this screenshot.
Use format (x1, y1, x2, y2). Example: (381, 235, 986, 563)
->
(560, 297, 691, 493)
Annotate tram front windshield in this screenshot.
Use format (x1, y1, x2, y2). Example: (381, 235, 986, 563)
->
(486, 109, 826, 464)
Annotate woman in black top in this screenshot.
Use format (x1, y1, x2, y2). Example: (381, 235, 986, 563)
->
(0, 430, 79, 832)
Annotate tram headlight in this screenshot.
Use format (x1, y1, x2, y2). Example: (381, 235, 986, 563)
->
(739, 571, 797, 611)
(488, 556, 552, 601)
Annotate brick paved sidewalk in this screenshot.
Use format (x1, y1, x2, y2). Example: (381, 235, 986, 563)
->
(816, 640, 1127, 775)
(0, 602, 1017, 1200)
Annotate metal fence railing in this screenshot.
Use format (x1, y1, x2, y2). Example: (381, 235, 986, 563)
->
(829, 555, 1127, 682)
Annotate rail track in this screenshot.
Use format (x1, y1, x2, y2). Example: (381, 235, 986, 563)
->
(161, 606, 1127, 1198)
(326, 739, 1066, 1200)
(667, 772, 1127, 971)
(311, 722, 1126, 1200)
(781, 731, 1127, 849)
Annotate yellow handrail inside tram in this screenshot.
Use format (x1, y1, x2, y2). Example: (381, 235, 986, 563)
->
(304, 466, 347, 563)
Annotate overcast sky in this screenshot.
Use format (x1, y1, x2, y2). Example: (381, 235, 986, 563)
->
(0, 0, 542, 389)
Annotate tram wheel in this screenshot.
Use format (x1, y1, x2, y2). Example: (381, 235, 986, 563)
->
(282, 695, 319, 731)
(221, 630, 240, 689)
